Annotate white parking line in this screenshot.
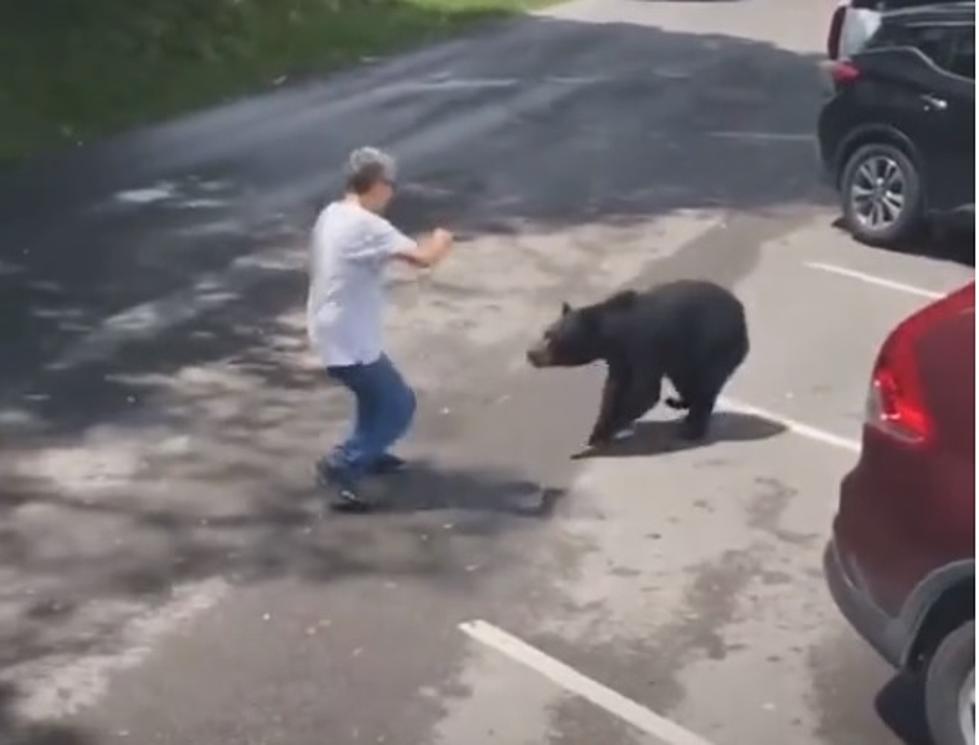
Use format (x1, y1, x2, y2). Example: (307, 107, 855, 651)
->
(804, 261, 945, 300)
(459, 620, 717, 745)
(719, 396, 861, 453)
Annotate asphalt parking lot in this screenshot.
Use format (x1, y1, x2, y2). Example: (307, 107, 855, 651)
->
(0, 1, 974, 744)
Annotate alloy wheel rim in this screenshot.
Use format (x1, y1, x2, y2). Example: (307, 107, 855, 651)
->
(959, 667, 975, 745)
(851, 155, 906, 231)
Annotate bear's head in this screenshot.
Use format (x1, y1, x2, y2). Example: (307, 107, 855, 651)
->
(527, 302, 605, 368)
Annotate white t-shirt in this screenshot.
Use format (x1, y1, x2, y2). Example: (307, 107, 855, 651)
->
(307, 201, 416, 367)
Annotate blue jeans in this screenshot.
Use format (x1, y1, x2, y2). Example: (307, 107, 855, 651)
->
(326, 354, 416, 479)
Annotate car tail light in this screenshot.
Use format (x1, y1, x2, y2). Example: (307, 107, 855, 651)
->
(831, 61, 861, 86)
(866, 283, 975, 444)
(828, 6, 846, 59)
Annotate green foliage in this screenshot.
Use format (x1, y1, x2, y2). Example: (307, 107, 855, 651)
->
(0, 0, 538, 161)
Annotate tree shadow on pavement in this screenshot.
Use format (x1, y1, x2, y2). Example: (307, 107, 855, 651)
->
(0, 683, 95, 745)
(0, 448, 556, 668)
(572, 411, 787, 459)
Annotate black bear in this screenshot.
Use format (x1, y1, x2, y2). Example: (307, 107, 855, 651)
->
(527, 280, 749, 447)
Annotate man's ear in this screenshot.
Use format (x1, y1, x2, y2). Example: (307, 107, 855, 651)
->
(561, 302, 572, 317)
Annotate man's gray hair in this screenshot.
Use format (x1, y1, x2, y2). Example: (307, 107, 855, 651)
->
(345, 146, 397, 193)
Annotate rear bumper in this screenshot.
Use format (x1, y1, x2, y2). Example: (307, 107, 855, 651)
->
(828, 426, 976, 671)
(823, 538, 904, 668)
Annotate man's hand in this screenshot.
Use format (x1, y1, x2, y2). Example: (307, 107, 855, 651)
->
(432, 228, 454, 246)
(399, 227, 454, 268)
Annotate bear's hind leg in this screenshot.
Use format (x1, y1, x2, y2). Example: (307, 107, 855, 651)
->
(678, 369, 727, 441)
(621, 374, 662, 425)
(680, 402, 714, 441)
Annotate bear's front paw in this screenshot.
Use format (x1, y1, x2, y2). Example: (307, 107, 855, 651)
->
(587, 430, 612, 448)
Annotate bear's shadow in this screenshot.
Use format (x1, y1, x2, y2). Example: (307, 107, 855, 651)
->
(573, 411, 786, 460)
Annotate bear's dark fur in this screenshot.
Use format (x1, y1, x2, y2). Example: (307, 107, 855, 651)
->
(527, 280, 749, 446)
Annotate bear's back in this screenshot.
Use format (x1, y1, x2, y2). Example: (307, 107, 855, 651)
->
(629, 280, 747, 358)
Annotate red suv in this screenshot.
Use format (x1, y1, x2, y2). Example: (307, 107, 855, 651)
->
(825, 283, 975, 745)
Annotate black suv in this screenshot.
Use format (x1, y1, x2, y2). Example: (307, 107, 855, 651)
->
(819, 3, 975, 246)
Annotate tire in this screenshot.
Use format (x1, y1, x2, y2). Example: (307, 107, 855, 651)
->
(840, 143, 923, 247)
(926, 620, 975, 745)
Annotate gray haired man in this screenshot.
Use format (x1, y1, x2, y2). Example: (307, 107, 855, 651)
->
(307, 147, 454, 511)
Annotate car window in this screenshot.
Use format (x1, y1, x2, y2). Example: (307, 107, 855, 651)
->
(884, 0, 951, 7)
(869, 22, 955, 70)
(906, 24, 954, 69)
(947, 26, 975, 80)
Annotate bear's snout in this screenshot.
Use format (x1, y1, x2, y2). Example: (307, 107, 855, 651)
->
(526, 344, 552, 368)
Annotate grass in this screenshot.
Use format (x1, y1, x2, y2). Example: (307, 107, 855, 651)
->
(0, 0, 541, 163)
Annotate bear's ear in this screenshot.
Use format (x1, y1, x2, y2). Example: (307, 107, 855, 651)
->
(561, 302, 572, 317)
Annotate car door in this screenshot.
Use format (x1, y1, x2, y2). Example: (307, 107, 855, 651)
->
(875, 21, 975, 211)
(928, 24, 976, 211)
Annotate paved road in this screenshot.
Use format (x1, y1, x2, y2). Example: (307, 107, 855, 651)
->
(0, 1, 973, 744)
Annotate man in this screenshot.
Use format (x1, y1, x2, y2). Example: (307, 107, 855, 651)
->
(307, 147, 454, 511)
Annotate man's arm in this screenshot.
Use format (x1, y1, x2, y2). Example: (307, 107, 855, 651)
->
(395, 228, 454, 268)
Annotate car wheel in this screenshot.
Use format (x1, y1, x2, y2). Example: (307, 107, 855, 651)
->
(841, 144, 923, 246)
(926, 621, 975, 745)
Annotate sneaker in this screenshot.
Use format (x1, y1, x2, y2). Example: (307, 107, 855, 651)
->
(368, 453, 407, 475)
(314, 457, 335, 488)
(329, 484, 374, 514)
(315, 460, 374, 513)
